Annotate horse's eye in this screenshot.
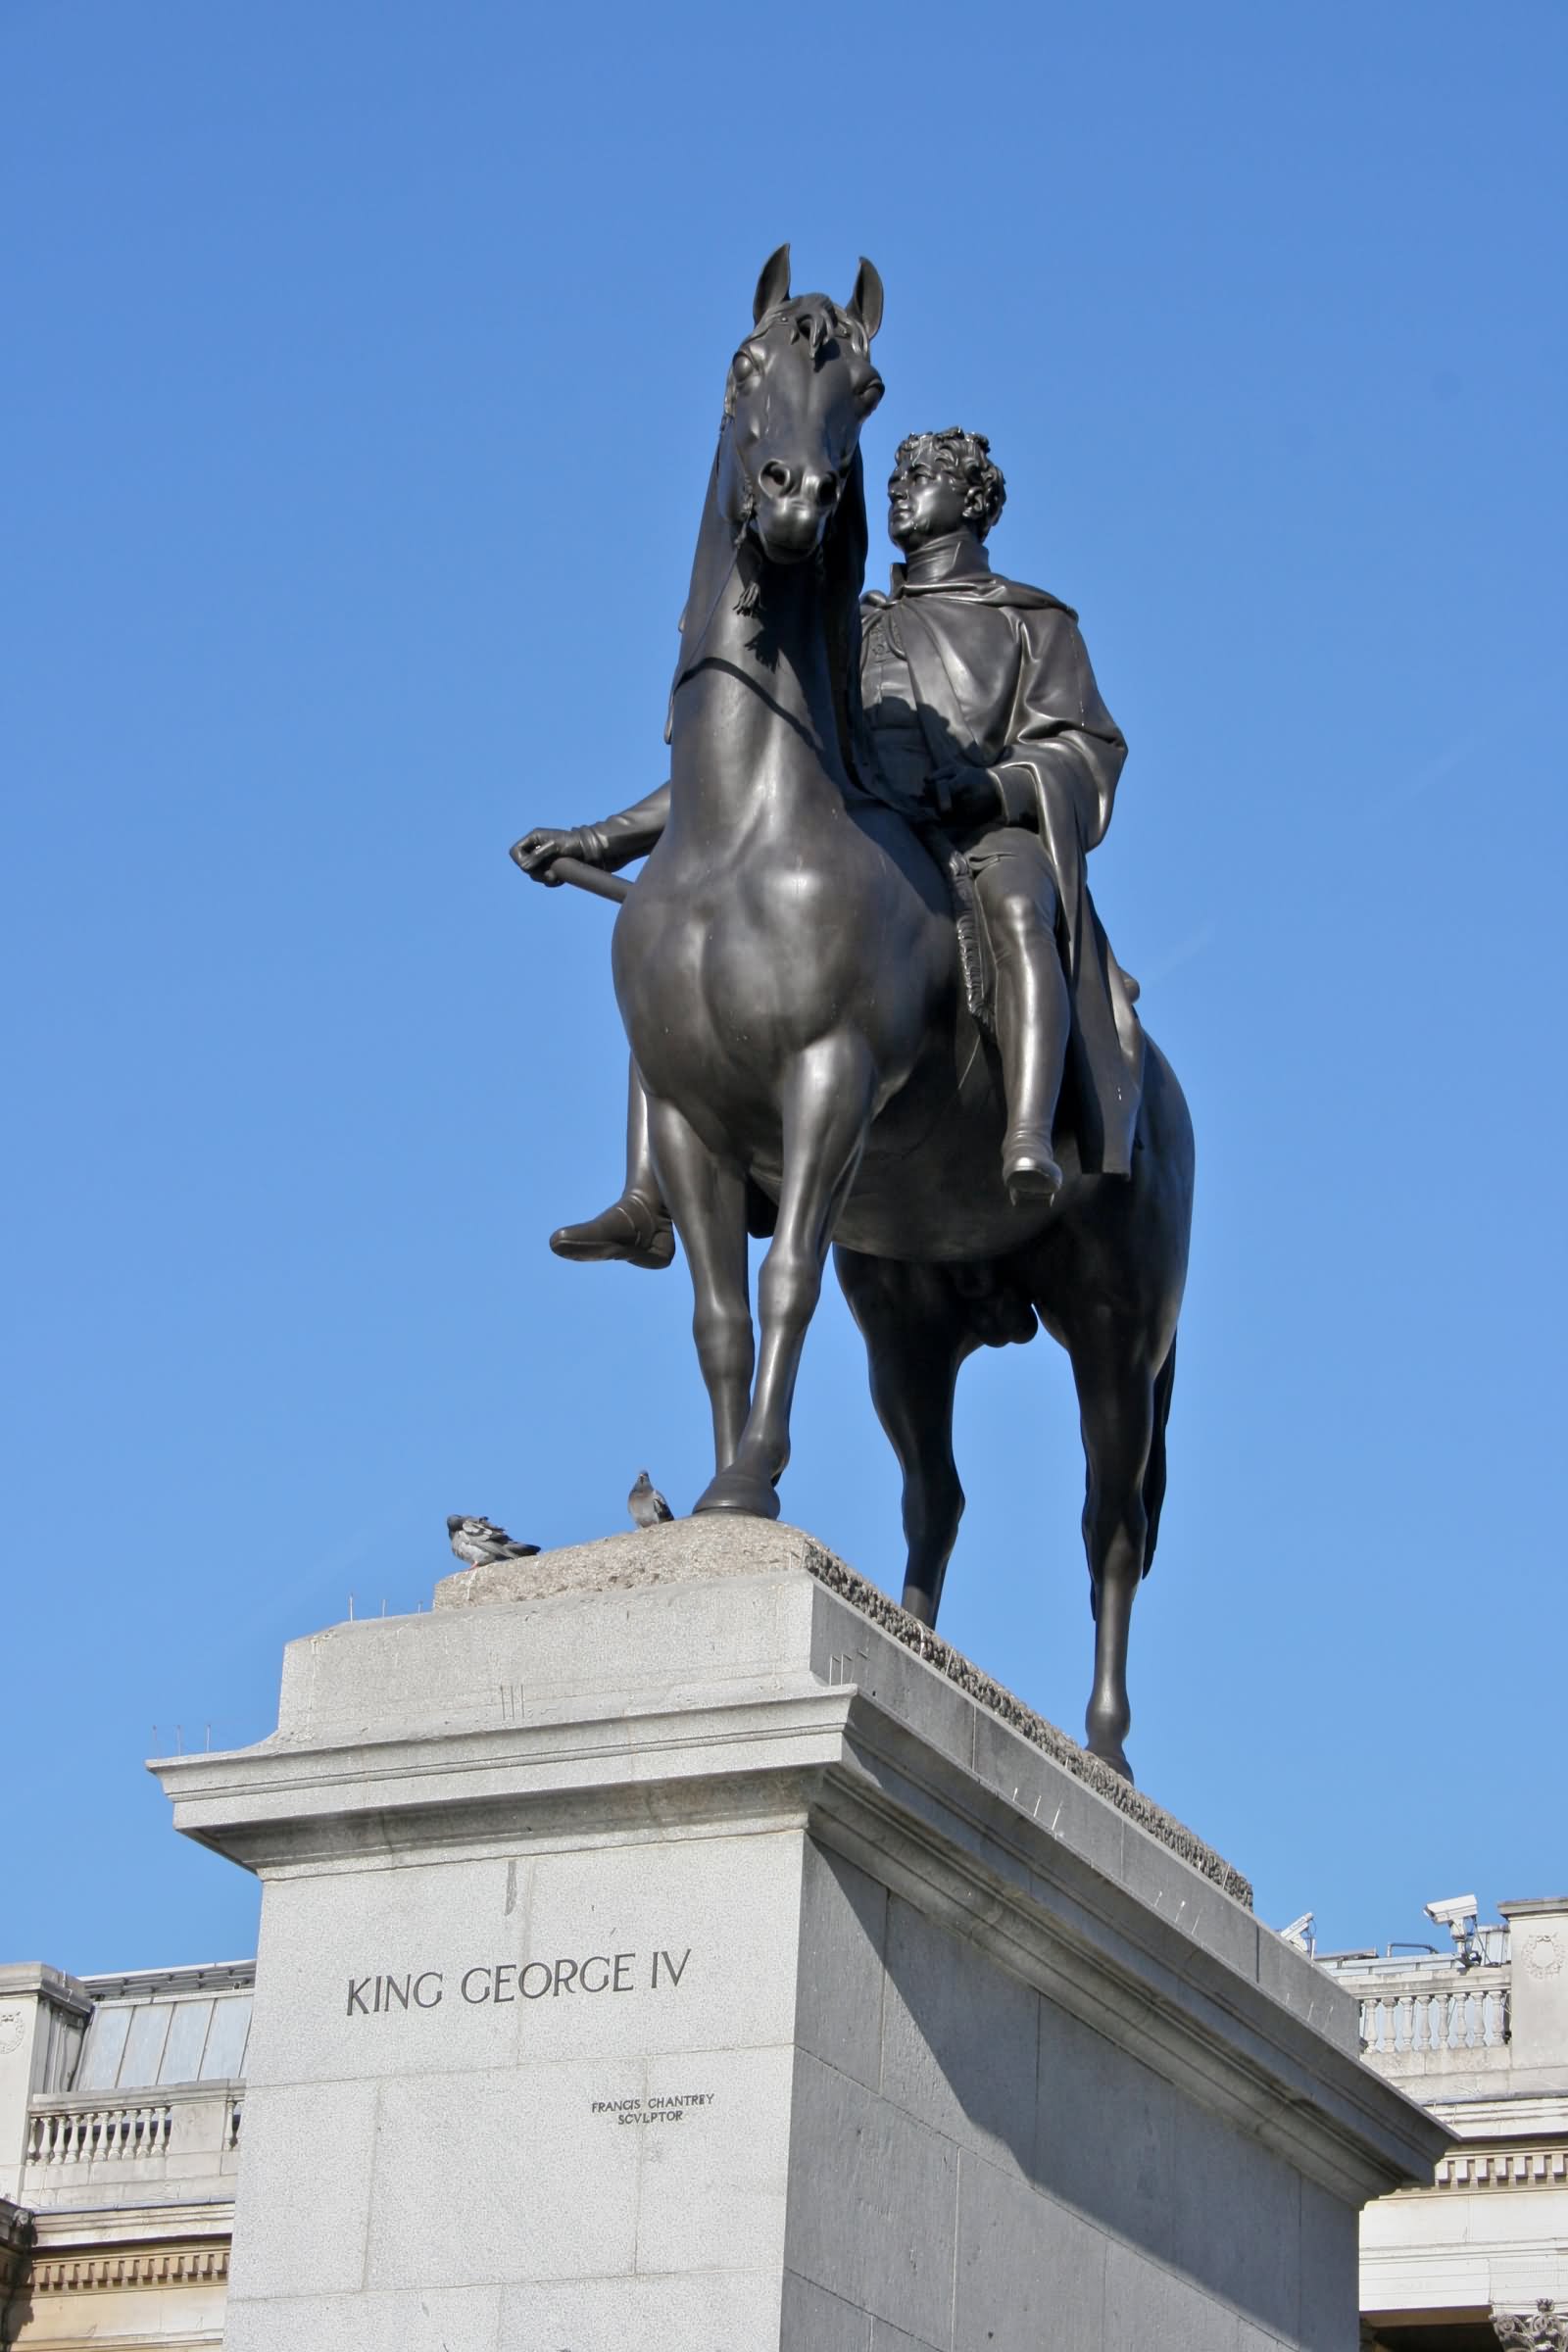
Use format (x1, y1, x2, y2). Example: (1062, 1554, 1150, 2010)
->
(732, 347, 760, 386)
(858, 374, 885, 413)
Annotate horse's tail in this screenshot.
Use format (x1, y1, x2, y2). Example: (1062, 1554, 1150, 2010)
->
(1141, 1332, 1178, 1577)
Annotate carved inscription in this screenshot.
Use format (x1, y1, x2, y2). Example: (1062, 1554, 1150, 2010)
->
(592, 2091, 715, 2126)
(345, 1949, 692, 2016)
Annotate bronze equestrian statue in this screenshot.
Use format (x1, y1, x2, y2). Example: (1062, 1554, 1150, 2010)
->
(514, 249, 1194, 1780)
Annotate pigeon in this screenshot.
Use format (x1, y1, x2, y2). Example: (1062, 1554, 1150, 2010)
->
(446, 1514, 540, 1568)
(627, 1470, 673, 1529)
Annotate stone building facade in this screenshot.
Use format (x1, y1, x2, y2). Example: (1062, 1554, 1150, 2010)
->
(1315, 1898, 1568, 2350)
(0, 1959, 247, 2350)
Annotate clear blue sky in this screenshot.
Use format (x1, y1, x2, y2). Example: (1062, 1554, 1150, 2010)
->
(3, 1, 1563, 1974)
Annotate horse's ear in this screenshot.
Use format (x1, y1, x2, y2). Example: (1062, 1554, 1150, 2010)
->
(846, 257, 884, 341)
(753, 243, 792, 323)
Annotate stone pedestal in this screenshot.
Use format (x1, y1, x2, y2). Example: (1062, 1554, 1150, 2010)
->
(156, 1521, 1442, 2352)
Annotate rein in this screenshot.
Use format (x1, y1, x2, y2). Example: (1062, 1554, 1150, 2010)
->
(668, 426, 757, 706)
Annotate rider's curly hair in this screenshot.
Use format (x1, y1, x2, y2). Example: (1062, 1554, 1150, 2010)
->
(894, 427, 1006, 539)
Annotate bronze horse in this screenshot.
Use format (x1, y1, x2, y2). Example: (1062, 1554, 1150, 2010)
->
(582, 251, 1193, 1779)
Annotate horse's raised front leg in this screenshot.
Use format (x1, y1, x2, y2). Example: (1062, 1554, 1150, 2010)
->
(645, 1096, 753, 1478)
(1068, 1315, 1158, 1783)
(834, 1249, 976, 1625)
(695, 1034, 876, 1519)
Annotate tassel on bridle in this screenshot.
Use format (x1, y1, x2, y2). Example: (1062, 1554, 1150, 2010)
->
(671, 457, 760, 704)
(732, 477, 760, 614)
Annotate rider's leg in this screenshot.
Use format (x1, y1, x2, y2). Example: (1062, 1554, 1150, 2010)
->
(549, 1060, 674, 1269)
(971, 834, 1069, 1206)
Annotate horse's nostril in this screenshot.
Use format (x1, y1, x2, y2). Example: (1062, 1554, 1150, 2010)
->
(813, 476, 838, 508)
(760, 462, 793, 496)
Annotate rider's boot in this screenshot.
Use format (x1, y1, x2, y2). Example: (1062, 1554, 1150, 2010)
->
(550, 1192, 674, 1269)
(549, 1063, 675, 1270)
(983, 874, 1070, 1208)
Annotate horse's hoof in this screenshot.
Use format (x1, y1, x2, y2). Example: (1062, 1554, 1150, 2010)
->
(693, 1469, 782, 1520)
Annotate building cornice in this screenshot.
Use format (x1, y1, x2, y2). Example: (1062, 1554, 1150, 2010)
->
(1432, 2094, 1568, 2138)
(76, 1960, 254, 2000)
(0, 1964, 91, 2019)
(29, 2199, 233, 2249)
(29, 2240, 228, 2294)
(1430, 2143, 1568, 2192)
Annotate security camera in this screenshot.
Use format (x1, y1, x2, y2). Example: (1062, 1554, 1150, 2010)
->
(1424, 1895, 1480, 1958)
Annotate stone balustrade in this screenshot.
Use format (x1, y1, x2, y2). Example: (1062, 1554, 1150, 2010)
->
(20, 2082, 242, 2206)
(1357, 1977, 1512, 2059)
(1319, 1943, 1520, 2089)
(28, 2100, 175, 2166)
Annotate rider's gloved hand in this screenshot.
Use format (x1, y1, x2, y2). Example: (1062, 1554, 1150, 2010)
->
(510, 826, 595, 884)
(925, 762, 1004, 832)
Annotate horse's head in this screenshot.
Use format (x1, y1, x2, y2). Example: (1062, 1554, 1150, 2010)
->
(719, 243, 884, 564)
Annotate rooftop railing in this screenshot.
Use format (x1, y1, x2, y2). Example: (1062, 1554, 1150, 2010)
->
(21, 2081, 242, 2199)
(1317, 1940, 1513, 2072)
(1356, 1981, 1511, 2058)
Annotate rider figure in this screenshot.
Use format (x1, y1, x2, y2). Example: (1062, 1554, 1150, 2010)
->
(514, 427, 1142, 1268)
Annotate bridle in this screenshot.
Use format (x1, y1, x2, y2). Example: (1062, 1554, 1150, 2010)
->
(669, 303, 865, 704)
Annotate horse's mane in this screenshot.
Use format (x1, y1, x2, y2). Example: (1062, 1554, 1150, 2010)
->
(668, 428, 871, 789)
(816, 443, 870, 787)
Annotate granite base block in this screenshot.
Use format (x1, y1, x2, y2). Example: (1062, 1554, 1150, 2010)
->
(156, 1518, 1443, 2350)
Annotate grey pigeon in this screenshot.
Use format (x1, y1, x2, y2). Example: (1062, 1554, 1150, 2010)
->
(628, 1470, 673, 1529)
(447, 1514, 540, 1568)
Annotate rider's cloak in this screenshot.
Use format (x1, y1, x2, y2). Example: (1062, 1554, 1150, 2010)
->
(859, 531, 1144, 1176)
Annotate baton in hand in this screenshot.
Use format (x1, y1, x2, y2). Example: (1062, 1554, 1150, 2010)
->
(512, 849, 630, 906)
(548, 856, 630, 905)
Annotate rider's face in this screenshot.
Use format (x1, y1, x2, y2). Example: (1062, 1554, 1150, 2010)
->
(887, 456, 969, 552)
